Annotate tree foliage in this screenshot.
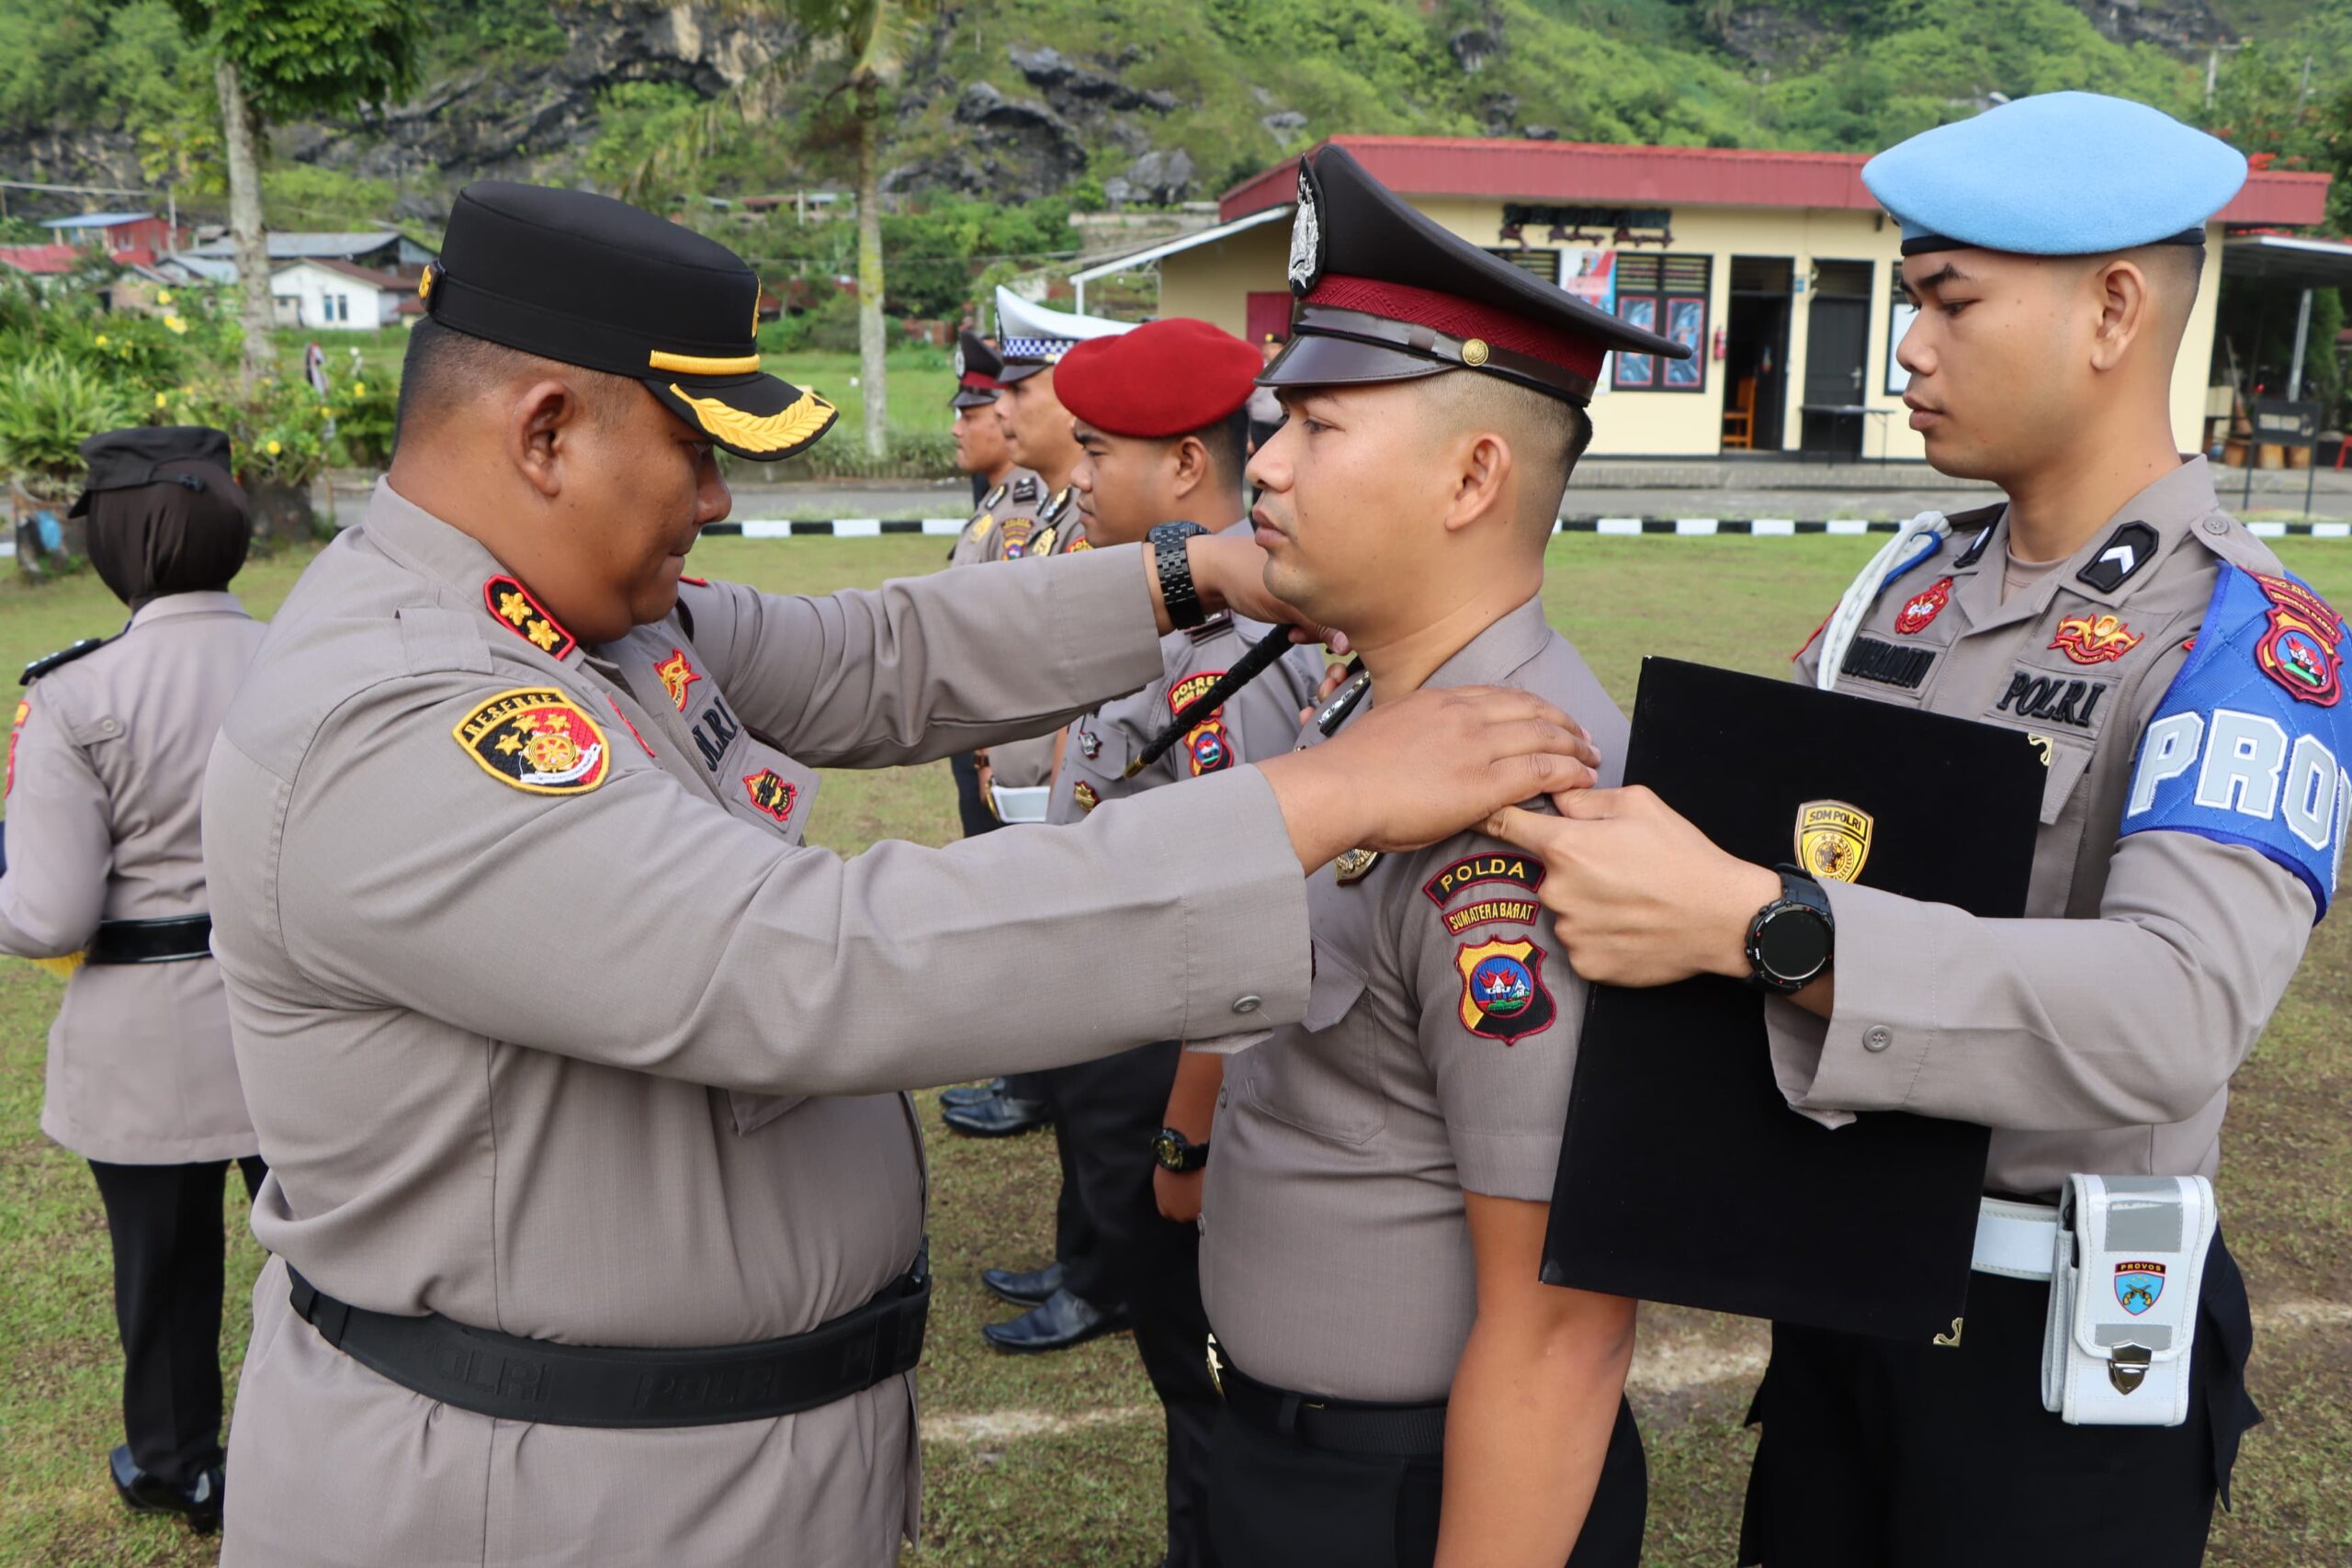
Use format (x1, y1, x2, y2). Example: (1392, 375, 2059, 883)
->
(163, 0, 425, 125)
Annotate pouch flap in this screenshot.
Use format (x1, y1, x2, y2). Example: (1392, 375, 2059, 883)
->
(2063, 1173, 2215, 1365)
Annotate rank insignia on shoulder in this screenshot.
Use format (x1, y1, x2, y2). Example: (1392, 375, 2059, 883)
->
(483, 575, 577, 660)
(1794, 799, 1872, 883)
(2253, 573, 2344, 705)
(454, 688, 609, 795)
(2050, 612, 2142, 666)
(678, 575, 709, 588)
(1894, 577, 1952, 636)
(1042, 487, 1072, 525)
(2077, 521, 2159, 595)
(1422, 852, 1544, 908)
(1073, 779, 1099, 814)
(1333, 848, 1381, 885)
(1454, 938, 1555, 1044)
(742, 768, 797, 824)
(983, 481, 1008, 510)
(1012, 476, 1040, 504)
(20, 637, 109, 686)
(655, 648, 703, 711)
(1030, 525, 1057, 558)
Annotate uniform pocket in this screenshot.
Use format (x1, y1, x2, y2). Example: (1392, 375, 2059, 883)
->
(1245, 948, 1385, 1145)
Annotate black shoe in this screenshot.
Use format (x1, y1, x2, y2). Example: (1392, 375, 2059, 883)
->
(980, 1260, 1066, 1307)
(940, 1094, 1051, 1138)
(109, 1446, 223, 1534)
(981, 1288, 1130, 1355)
(939, 1077, 1009, 1110)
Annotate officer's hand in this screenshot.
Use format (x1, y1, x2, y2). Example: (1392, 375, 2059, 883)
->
(1484, 786, 1781, 987)
(1258, 686, 1600, 871)
(1154, 1166, 1204, 1224)
(1299, 660, 1351, 726)
(1181, 531, 1348, 651)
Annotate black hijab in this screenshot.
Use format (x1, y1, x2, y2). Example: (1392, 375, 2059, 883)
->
(74, 426, 250, 610)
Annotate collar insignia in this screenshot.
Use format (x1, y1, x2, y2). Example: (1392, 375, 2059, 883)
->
(483, 575, 577, 660)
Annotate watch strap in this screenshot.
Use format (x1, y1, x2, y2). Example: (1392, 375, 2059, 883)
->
(1151, 523, 1209, 630)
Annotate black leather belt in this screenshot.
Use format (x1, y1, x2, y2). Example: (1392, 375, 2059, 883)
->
(86, 914, 212, 964)
(288, 1246, 930, 1429)
(1213, 1340, 1449, 1458)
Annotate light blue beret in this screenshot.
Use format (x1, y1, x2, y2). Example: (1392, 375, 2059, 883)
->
(1862, 92, 2248, 257)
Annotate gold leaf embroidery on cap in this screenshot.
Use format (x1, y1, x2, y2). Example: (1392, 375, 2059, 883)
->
(667, 384, 836, 453)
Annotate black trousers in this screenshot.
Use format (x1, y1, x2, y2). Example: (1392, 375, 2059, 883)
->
(948, 750, 1001, 842)
(1739, 1236, 2260, 1568)
(1209, 1391, 1646, 1567)
(1044, 1042, 1220, 1567)
(86, 1156, 267, 1487)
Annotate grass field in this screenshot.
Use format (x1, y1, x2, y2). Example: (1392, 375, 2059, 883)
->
(3, 535, 2348, 1565)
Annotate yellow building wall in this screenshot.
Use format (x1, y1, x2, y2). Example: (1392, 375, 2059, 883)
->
(1156, 200, 2223, 463)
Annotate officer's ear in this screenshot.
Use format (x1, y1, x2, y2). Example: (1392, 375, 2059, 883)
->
(1168, 433, 1213, 502)
(1439, 427, 1514, 538)
(2084, 256, 2154, 375)
(506, 378, 592, 499)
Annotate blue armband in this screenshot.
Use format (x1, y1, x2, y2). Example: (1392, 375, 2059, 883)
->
(2120, 565, 2352, 920)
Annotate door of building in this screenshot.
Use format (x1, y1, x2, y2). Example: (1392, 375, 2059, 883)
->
(1801, 260, 1875, 457)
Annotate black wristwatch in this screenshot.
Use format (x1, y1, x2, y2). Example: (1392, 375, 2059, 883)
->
(1152, 1126, 1210, 1173)
(1744, 865, 1834, 994)
(1149, 521, 1211, 630)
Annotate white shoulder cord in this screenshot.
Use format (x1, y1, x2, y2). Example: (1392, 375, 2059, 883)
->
(1813, 511, 1953, 690)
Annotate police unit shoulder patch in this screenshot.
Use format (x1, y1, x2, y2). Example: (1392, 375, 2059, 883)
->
(1894, 577, 1952, 636)
(2253, 572, 2343, 706)
(1072, 779, 1099, 814)
(1454, 938, 1556, 1044)
(6, 696, 26, 796)
(1001, 518, 1035, 558)
(1795, 799, 1873, 884)
(2121, 564, 2352, 920)
(1422, 852, 1544, 908)
(455, 688, 609, 795)
(1170, 671, 1233, 775)
(1069, 537, 1093, 552)
(483, 575, 577, 660)
(742, 769, 797, 824)
(2050, 612, 2143, 666)
(654, 648, 703, 711)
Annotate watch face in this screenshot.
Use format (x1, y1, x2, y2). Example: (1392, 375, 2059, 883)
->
(1756, 905, 1831, 984)
(1152, 1133, 1182, 1171)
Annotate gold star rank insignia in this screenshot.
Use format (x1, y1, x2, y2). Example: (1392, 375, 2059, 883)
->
(481, 575, 577, 660)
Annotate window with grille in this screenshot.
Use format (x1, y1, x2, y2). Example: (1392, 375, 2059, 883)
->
(1611, 253, 1712, 392)
(1483, 247, 1566, 281)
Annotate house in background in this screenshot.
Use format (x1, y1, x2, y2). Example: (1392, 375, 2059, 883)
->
(0, 210, 187, 279)
(170, 230, 436, 287)
(1086, 135, 2330, 461)
(269, 257, 424, 331)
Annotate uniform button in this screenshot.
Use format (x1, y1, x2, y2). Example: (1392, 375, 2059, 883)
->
(2203, 517, 2229, 536)
(98, 719, 119, 735)
(1863, 1025, 1894, 1053)
(1232, 995, 1261, 1015)
(1217, 1089, 1228, 1109)
(1195, 1215, 1206, 1235)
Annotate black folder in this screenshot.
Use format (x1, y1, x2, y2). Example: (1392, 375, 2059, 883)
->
(1539, 657, 2045, 1341)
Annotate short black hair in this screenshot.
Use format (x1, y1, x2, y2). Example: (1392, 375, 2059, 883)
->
(1195, 406, 1252, 496)
(394, 318, 636, 446)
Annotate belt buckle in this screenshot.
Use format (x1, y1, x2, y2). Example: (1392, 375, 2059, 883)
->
(1205, 1333, 1226, 1399)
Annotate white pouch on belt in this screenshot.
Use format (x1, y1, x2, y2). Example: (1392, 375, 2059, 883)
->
(2041, 1174, 2215, 1427)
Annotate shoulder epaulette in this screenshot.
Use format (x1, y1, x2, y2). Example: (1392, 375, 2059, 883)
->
(981, 482, 1008, 511)
(1011, 476, 1041, 505)
(1185, 611, 1237, 644)
(21, 636, 111, 686)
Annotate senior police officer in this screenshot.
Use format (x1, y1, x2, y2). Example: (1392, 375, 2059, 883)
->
(0, 426, 267, 1533)
(1196, 144, 1675, 1568)
(1487, 94, 2314, 1566)
(978, 318, 1327, 1562)
(201, 180, 1602, 1567)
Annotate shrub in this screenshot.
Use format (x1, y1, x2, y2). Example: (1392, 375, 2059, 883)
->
(0, 352, 140, 492)
(327, 372, 399, 468)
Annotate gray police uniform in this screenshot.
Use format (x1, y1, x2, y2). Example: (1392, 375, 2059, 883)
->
(203, 481, 1314, 1566)
(946, 468, 1044, 568)
(983, 486, 1087, 815)
(1043, 600, 1323, 1563)
(1746, 458, 2294, 1563)
(1, 593, 265, 1163)
(1198, 599, 1647, 1566)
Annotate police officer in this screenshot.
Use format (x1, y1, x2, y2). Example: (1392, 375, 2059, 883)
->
(945, 328, 1044, 568)
(200, 180, 1602, 1566)
(1197, 144, 1675, 1568)
(1487, 94, 2304, 1565)
(0, 426, 266, 1534)
(976, 319, 1328, 1562)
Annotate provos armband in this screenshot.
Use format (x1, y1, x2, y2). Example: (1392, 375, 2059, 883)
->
(2120, 566, 2352, 919)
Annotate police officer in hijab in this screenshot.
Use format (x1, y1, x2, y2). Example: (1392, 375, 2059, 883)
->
(0, 425, 269, 1533)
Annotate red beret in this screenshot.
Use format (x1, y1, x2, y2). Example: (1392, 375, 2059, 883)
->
(1054, 318, 1261, 439)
